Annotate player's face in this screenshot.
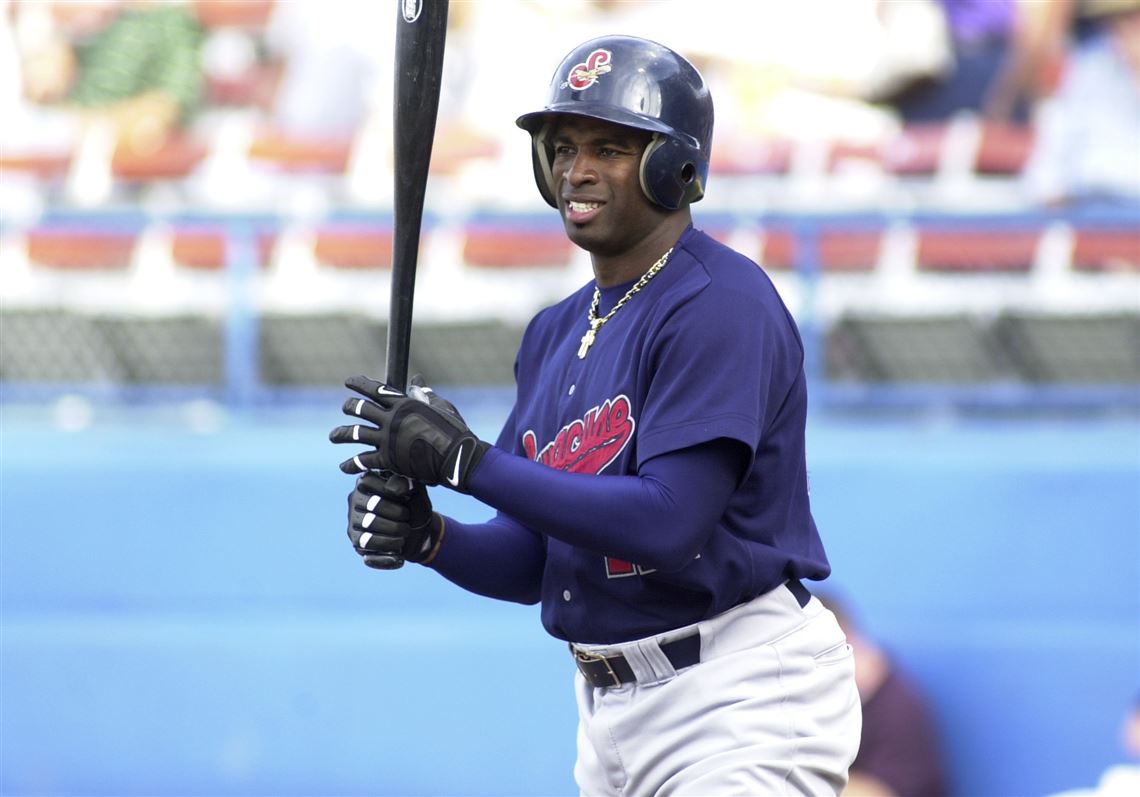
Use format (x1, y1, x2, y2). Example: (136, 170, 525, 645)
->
(548, 116, 670, 261)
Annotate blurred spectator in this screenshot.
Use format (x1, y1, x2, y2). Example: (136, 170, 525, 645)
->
(259, 0, 391, 138)
(776, 1, 1006, 142)
(818, 593, 949, 797)
(863, 0, 1026, 123)
(1046, 693, 1140, 797)
(982, 0, 1072, 122)
(17, 0, 206, 155)
(850, 0, 954, 113)
(928, 0, 1024, 121)
(799, 0, 1020, 123)
(980, 0, 1125, 122)
(1020, 0, 1140, 206)
(0, 0, 80, 152)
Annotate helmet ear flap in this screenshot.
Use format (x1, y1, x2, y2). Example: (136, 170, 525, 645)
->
(530, 122, 558, 209)
(639, 134, 705, 210)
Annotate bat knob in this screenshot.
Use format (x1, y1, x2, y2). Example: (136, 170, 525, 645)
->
(363, 555, 406, 570)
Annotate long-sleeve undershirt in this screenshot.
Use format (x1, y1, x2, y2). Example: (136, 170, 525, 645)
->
(428, 438, 747, 603)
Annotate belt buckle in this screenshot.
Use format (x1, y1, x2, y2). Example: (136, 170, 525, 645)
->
(573, 647, 622, 689)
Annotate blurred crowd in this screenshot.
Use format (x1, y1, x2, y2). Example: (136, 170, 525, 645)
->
(2, 0, 1138, 213)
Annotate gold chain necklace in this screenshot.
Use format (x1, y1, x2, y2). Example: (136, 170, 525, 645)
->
(577, 247, 674, 359)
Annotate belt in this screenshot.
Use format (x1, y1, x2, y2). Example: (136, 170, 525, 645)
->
(570, 580, 811, 689)
(572, 632, 701, 689)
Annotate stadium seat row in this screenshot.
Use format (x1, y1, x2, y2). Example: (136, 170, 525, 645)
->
(712, 117, 1035, 178)
(9, 216, 1137, 274)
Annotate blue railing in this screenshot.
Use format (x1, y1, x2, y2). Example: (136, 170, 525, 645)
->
(1, 202, 1137, 412)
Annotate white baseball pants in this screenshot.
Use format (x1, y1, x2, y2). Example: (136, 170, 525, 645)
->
(572, 583, 862, 796)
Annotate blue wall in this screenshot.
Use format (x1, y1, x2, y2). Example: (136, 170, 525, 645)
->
(2, 397, 1137, 796)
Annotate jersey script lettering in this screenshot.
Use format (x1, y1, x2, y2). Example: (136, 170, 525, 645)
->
(522, 394, 635, 474)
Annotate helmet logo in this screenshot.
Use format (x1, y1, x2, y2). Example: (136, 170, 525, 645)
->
(563, 49, 612, 91)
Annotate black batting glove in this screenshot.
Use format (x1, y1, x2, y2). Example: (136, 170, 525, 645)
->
(329, 375, 490, 492)
(347, 471, 443, 570)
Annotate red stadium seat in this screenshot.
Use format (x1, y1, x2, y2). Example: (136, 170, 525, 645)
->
(462, 217, 575, 269)
(710, 137, 794, 176)
(191, 0, 274, 29)
(248, 130, 353, 174)
(25, 229, 137, 271)
(760, 229, 881, 273)
(826, 125, 948, 177)
(0, 150, 73, 181)
(974, 122, 1035, 176)
(916, 228, 1040, 273)
(170, 228, 276, 271)
(111, 135, 210, 181)
(759, 229, 796, 271)
(1071, 228, 1140, 273)
(428, 124, 502, 176)
(205, 64, 277, 107)
(881, 124, 946, 176)
(818, 230, 883, 272)
(826, 140, 882, 174)
(313, 227, 394, 270)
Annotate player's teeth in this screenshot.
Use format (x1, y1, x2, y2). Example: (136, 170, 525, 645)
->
(569, 201, 600, 212)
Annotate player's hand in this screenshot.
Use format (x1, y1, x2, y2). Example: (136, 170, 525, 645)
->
(329, 375, 490, 492)
(347, 470, 443, 570)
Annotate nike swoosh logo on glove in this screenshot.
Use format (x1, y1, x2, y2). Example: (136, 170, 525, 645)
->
(446, 444, 466, 487)
(375, 385, 404, 397)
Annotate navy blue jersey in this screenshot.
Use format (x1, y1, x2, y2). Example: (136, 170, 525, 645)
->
(494, 226, 830, 642)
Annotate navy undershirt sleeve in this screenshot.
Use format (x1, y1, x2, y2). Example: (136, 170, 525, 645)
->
(463, 438, 748, 573)
(427, 512, 545, 605)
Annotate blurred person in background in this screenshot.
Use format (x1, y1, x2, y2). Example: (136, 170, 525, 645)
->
(16, 0, 204, 156)
(0, 0, 80, 158)
(258, 0, 391, 138)
(1018, 0, 1140, 206)
(777, 0, 1019, 141)
(870, 0, 1027, 124)
(818, 593, 950, 797)
(1047, 693, 1140, 797)
(983, 0, 1135, 121)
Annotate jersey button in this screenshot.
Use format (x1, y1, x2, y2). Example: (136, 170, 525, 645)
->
(568, 384, 575, 396)
(562, 590, 572, 601)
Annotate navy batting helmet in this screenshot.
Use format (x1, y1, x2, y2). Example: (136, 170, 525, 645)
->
(516, 35, 714, 211)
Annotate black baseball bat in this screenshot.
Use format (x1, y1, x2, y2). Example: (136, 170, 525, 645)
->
(367, 0, 449, 572)
(386, 0, 449, 391)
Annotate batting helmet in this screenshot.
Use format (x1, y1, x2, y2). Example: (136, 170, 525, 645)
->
(516, 35, 714, 211)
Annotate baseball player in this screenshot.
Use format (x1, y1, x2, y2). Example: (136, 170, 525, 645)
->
(330, 35, 861, 795)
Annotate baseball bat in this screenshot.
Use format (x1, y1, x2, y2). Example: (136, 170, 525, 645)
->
(386, 0, 449, 391)
(367, 0, 449, 572)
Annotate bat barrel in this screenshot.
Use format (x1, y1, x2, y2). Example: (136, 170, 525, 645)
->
(387, 0, 449, 391)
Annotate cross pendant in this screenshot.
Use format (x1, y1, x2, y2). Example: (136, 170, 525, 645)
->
(577, 327, 597, 359)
